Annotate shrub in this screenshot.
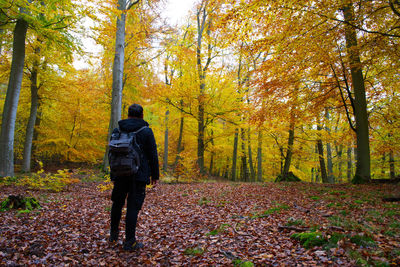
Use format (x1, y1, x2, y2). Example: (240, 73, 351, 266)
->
(18, 163, 79, 192)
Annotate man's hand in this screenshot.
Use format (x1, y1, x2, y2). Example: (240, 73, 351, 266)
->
(151, 179, 158, 186)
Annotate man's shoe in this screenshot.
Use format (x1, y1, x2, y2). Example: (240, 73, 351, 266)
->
(109, 231, 119, 243)
(123, 240, 144, 251)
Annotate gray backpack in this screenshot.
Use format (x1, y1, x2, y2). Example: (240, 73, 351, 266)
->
(108, 126, 147, 178)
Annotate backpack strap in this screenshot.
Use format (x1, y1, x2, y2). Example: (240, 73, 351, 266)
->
(134, 126, 148, 134)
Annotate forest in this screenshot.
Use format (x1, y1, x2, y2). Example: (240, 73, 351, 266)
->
(1, 0, 400, 266)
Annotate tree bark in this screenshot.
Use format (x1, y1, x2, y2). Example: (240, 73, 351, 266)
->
(317, 121, 328, 183)
(231, 128, 239, 181)
(337, 144, 343, 182)
(195, 1, 212, 174)
(0, 18, 28, 177)
(347, 146, 352, 182)
(257, 130, 262, 182)
(163, 110, 169, 173)
(173, 108, 184, 171)
(282, 113, 295, 179)
(325, 108, 335, 183)
(104, 0, 128, 170)
(209, 130, 214, 175)
(240, 128, 248, 181)
(247, 129, 255, 181)
(22, 46, 40, 172)
(389, 150, 395, 179)
(342, 2, 371, 183)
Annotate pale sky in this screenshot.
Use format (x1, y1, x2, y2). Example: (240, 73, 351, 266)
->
(163, 0, 196, 25)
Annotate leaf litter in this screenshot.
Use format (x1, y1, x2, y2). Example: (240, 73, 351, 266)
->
(1, 179, 400, 266)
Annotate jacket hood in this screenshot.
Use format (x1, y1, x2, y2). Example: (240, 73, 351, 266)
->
(118, 118, 149, 132)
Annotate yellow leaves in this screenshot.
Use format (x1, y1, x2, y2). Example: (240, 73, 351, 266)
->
(18, 164, 79, 192)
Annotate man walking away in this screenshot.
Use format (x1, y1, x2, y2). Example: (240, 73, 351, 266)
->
(109, 104, 159, 251)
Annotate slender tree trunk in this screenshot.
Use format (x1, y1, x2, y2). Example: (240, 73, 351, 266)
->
(247, 129, 255, 181)
(209, 129, 215, 175)
(381, 153, 386, 178)
(311, 167, 315, 182)
(325, 108, 335, 183)
(0, 18, 28, 177)
(343, 2, 371, 183)
(231, 128, 239, 181)
(257, 130, 262, 182)
(173, 110, 184, 171)
(195, 3, 212, 174)
(282, 113, 295, 179)
(389, 150, 395, 179)
(240, 128, 248, 181)
(317, 122, 329, 183)
(22, 49, 40, 172)
(163, 110, 169, 173)
(347, 146, 352, 182)
(337, 144, 343, 182)
(103, 0, 127, 170)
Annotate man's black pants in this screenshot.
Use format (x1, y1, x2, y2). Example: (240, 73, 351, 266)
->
(110, 179, 146, 242)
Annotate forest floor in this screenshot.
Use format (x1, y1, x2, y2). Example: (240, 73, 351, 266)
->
(1, 172, 400, 266)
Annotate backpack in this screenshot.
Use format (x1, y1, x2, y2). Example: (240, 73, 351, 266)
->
(108, 126, 148, 178)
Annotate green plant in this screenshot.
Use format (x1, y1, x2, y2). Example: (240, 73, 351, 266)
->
(18, 163, 79, 192)
(1, 196, 40, 212)
(206, 223, 231, 236)
(184, 247, 204, 256)
(286, 217, 305, 226)
(309, 196, 320, 201)
(349, 234, 376, 247)
(232, 259, 254, 267)
(252, 204, 290, 218)
(198, 197, 211, 206)
(291, 232, 327, 248)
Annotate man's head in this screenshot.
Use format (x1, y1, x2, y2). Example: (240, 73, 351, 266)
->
(128, 104, 144, 118)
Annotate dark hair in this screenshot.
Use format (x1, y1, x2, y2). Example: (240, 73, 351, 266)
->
(128, 104, 143, 118)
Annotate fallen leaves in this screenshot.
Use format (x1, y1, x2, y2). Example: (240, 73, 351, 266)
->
(0, 180, 399, 265)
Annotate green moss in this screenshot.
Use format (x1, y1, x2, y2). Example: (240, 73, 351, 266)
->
(184, 247, 204, 256)
(291, 232, 327, 248)
(274, 172, 301, 182)
(349, 234, 376, 247)
(286, 217, 305, 226)
(352, 174, 369, 184)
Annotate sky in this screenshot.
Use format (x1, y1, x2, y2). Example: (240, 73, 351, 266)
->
(73, 0, 197, 69)
(162, 0, 196, 25)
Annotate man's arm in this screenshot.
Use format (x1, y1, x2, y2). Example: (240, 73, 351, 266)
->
(146, 128, 159, 184)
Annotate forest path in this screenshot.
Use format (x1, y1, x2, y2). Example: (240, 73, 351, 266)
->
(1, 181, 399, 266)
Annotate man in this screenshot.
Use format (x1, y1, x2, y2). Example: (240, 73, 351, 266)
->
(109, 103, 159, 251)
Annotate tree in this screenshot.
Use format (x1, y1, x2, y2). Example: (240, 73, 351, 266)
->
(104, 0, 140, 169)
(0, 15, 28, 177)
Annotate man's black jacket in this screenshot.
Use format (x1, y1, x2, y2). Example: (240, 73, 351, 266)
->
(111, 118, 159, 184)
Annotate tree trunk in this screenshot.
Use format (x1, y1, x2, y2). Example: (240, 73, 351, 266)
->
(282, 114, 295, 179)
(104, 0, 127, 170)
(325, 108, 335, 183)
(195, 2, 212, 174)
(240, 128, 248, 181)
(0, 18, 28, 177)
(343, 2, 371, 183)
(231, 128, 239, 181)
(22, 46, 40, 172)
(247, 129, 255, 181)
(173, 110, 184, 171)
(257, 130, 262, 182)
(209, 129, 214, 175)
(347, 146, 352, 182)
(389, 150, 395, 179)
(337, 144, 343, 182)
(317, 122, 329, 183)
(381, 152, 386, 178)
(163, 110, 169, 173)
